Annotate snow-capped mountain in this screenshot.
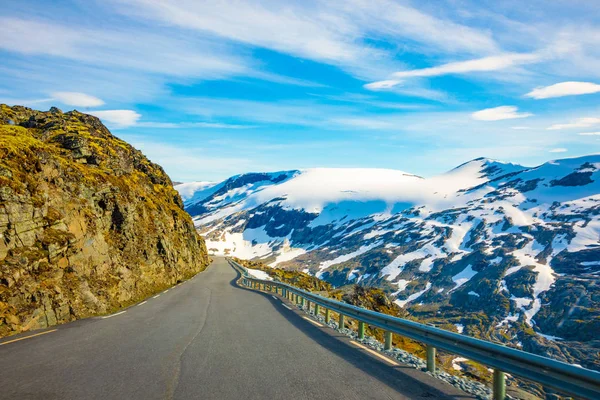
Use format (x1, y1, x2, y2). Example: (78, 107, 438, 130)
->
(177, 155, 600, 369)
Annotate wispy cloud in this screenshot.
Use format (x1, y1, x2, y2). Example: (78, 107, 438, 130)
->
(2, 0, 600, 181)
(52, 92, 104, 107)
(578, 131, 600, 136)
(393, 53, 540, 78)
(366, 53, 541, 90)
(472, 106, 533, 121)
(549, 148, 568, 153)
(110, 0, 499, 79)
(88, 110, 141, 128)
(547, 117, 600, 130)
(137, 121, 255, 129)
(330, 118, 394, 130)
(526, 81, 600, 99)
(0, 17, 249, 79)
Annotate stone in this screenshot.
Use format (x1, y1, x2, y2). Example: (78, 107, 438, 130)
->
(0, 104, 210, 337)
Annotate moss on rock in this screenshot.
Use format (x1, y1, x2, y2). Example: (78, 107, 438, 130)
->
(0, 105, 210, 336)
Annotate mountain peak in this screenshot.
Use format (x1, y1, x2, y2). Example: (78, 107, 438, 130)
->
(448, 157, 526, 181)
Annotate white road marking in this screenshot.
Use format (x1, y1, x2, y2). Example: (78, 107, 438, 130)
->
(138, 301, 147, 306)
(282, 304, 292, 310)
(153, 295, 160, 299)
(302, 316, 323, 327)
(0, 329, 57, 346)
(164, 290, 169, 293)
(101, 311, 126, 319)
(271, 295, 278, 300)
(350, 341, 399, 366)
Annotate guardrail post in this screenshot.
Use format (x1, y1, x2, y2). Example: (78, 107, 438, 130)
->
(358, 321, 365, 340)
(315, 304, 320, 316)
(426, 345, 436, 373)
(301, 297, 305, 308)
(325, 308, 330, 324)
(384, 331, 392, 351)
(493, 369, 506, 400)
(307, 300, 311, 312)
(339, 314, 345, 329)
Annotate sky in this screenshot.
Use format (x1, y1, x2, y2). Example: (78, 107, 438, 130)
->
(1, 0, 600, 182)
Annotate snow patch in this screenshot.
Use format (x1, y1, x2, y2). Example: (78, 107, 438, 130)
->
(451, 265, 477, 291)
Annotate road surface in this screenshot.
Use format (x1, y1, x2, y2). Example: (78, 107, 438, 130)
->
(0, 257, 472, 399)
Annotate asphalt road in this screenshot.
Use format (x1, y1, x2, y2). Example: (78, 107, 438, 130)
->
(0, 257, 473, 399)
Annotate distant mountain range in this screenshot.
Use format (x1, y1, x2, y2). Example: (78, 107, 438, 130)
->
(176, 155, 600, 370)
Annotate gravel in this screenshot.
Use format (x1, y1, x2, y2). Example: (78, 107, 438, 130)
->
(296, 303, 495, 400)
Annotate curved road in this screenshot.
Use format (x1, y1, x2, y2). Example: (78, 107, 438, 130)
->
(0, 257, 472, 399)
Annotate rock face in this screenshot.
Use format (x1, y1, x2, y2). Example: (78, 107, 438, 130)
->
(0, 105, 209, 336)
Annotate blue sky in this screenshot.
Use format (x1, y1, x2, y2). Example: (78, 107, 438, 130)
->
(1, 0, 600, 181)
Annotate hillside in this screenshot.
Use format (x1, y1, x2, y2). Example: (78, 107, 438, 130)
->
(0, 105, 210, 336)
(180, 156, 600, 370)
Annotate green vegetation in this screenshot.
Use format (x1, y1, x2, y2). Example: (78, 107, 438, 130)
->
(0, 104, 209, 337)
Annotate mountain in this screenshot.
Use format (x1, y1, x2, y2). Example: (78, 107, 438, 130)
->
(179, 155, 600, 370)
(0, 105, 209, 336)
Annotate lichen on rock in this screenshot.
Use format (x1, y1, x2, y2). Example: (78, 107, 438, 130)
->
(0, 104, 209, 336)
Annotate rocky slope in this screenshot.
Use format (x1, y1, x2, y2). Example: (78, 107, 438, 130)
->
(0, 105, 209, 337)
(180, 157, 600, 371)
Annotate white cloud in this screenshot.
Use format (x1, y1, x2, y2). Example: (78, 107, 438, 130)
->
(111, 0, 498, 79)
(339, 0, 497, 54)
(0, 17, 248, 79)
(330, 118, 394, 130)
(364, 80, 402, 91)
(472, 106, 533, 121)
(52, 91, 104, 107)
(366, 53, 541, 89)
(549, 148, 568, 153)
(137, 121, 254, 129)
(88, 110, 141, 128)
(579, 132, 600, 136)
(547, 117, 600, 130)
(526, 81, 600, 99)
(395, 53, 540, 78)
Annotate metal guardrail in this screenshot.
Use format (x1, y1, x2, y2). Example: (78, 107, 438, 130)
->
(229, 259, 600, 400)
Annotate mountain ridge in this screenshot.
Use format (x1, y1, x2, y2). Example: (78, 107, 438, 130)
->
(179, 154, 600, 370)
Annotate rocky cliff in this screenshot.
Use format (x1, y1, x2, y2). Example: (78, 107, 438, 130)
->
(0, 105, 209, 337)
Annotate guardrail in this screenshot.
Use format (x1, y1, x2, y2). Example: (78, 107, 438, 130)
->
(229, 259, 600, 400)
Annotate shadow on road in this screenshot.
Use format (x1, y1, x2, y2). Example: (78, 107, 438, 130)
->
(228, 267, 474, 400)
